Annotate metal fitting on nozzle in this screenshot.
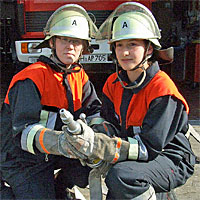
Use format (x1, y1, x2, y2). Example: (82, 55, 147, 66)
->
(60, 109, 82, 135)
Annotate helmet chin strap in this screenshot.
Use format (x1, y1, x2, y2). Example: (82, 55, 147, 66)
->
(116, 41, 152, 89)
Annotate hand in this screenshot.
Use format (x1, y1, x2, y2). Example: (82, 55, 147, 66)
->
(58, 132, 87, 160)
(64, 120, 130, 163)
(34, 127, 87, 160)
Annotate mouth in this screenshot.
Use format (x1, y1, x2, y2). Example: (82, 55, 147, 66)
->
(120, 58, 133, 63)
(65, 52, 75, 56)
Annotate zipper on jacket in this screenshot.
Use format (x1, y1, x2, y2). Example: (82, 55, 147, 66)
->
(45, 154, 49, 162)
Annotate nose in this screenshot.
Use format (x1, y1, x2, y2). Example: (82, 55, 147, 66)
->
(123, 48, 130, 56)
(66, 42, 74, 49)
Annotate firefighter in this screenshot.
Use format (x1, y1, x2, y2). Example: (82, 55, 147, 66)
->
(63, 2, 196, 199)
(0, 4, 101, 199)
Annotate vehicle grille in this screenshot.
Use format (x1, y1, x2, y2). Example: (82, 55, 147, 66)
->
(25, 10, 112, 32)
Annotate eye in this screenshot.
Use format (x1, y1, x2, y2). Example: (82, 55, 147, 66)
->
(72, 39, 81, 45)
(116, 43, 122, 47)
(67, 39, 81, 46)
(128, 42, 136, 47)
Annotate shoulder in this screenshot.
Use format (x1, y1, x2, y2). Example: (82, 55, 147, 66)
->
(103, 72, 118, 88)
(147, 70, 178, 95)
(102, 72, 119, 100)
(13, 62, 49, 80)
(106, 72, 118, 82)
(145, 70, 189, 112)
(9, 62, 51, 92)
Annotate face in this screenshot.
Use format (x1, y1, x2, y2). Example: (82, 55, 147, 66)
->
(51, 36, 84, 66)
(115, 39, 150, 71)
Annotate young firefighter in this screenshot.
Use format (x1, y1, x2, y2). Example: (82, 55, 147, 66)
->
(63, 2, 196, 199)
(0, 4, 101, 199)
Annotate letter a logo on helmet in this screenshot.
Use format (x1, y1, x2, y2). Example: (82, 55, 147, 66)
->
(122, 21, 128, 29)
(35, 4, 98, 50)
(97, 2, 162, 49)
(72, 20, 77, 26)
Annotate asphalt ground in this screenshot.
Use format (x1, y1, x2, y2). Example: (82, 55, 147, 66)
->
(174, 124, 200, 200)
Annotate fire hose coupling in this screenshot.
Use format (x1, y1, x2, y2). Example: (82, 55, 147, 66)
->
(59, 108, 82, 135)
(59, 108, 104, 168)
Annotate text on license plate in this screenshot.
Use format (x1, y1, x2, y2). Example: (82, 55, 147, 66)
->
(80, 54, 108, 63)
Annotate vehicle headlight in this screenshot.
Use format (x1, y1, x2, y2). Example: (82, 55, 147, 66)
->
(21, 42, 41, 53)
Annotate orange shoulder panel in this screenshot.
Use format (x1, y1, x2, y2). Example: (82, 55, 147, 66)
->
(4, 62, 68, 109)
(103, 71, 189, 128)
(4, 62, 48, 104)
(146, 71, 189, 114)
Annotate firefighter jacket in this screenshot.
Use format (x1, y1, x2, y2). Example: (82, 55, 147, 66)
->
(0, 56, 101, 181)
(101, 62, 196, 167)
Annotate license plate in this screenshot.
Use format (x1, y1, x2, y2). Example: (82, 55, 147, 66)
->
(80, 54, 110, 63)
(29, 57, 39, 63)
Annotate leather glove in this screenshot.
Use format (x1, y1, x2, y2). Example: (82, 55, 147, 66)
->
(34, 128, 87, 160)
(64, 120, 130, 164)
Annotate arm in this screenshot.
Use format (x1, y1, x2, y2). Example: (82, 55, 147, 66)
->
(8, 79, 84, 159)
(63, 95, 188, 163)
(8, 79, 42, 138)
(140, 95, 188, 160)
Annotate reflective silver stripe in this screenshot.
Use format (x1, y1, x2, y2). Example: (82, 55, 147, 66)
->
(39, 110, 49, 127)
(21, 124, 36, 151)
(47, 112, 57, 129)
(39, 110, 57, 129)
(27, 124, 44, 154)
(128, 137, 139, 160)
(134, 134, 148, 161)
(88, 117, 105, 127)
(134, 185, 156, 200)
(86, 113, 102, 126)
(133, 126, 141, 134)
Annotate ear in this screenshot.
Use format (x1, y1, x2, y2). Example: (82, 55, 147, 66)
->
(147, 44, 154, 55)
(49, 38, 54, 49)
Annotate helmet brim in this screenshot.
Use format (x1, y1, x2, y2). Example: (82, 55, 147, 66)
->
(34, 39, 50, 49)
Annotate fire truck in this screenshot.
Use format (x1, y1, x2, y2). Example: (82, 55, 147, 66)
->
(1, 0, 155, 73)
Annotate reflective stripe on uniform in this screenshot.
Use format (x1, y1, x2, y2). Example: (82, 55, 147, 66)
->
(128, 137, 139, 160)
(39, 110, 57, 129)
(21, 124, 36, 152)
(27, 124, 44, 154)
(134, 185, 156, 200)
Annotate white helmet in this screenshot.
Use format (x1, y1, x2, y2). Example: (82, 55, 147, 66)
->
(97, 2, 161, 49)
(97, 2, 173, 89)
(36, 4, 98, 53)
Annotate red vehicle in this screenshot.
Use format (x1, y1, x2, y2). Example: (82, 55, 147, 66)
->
(1, 0, 155, 73)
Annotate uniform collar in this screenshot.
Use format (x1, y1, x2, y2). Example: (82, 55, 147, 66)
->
(113, 61, 160, 93)
(38, 55, 81, 74)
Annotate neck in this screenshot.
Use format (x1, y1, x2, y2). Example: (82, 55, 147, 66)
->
(127, 62, 149, 83)
(65, 65, 71, 72)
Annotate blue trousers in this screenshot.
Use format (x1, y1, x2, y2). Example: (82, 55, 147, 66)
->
(105, 155, 194, 199)
(2, 156, 91, 199)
